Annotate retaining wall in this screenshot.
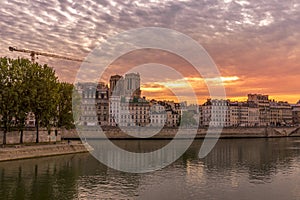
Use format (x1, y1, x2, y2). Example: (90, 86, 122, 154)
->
(0, 143, 88, 162)
(0, 129, 61, 144)
(61, 126, 300, 139)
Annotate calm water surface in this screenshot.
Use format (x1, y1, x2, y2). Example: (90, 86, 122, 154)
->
(1, 138, 300, 200)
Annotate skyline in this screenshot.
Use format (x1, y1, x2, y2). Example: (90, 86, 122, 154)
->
(1, 0, 299, 103)
(80, 72, 299, 105)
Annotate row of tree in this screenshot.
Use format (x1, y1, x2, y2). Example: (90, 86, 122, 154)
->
(0, 57, 74, 145)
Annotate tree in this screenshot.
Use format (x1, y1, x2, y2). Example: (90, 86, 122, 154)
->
(56, 82, 75, 130)
(180, 111, 197, 127)
(14, 58, 32, 143)
(24, 62, 59, 143)
(0, 57, 20, 145)
(0, 57, 66, 144)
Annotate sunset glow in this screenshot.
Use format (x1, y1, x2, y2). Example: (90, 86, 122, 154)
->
(0, 0, 299, 104)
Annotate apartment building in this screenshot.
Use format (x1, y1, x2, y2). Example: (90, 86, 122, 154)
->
(76, 82, 110, 126)
(154, 100, 181, 127)
(118, 97, 150, 127)
(269, 101, 292, 126)
(76, 82, 98, 126)
(201, 99, 230, 127)
(149, 101, 167, 127)
(247, 94, 271, 126)
(109, 95, 121, 126)
(96, 82, 110, 126)
(229, 101, 259, 127)
(292, 101, 300, 125)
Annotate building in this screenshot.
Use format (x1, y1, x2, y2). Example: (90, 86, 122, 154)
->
(25, 112, 35, 127)
(155, 100, 181, 127)
(278, 101, 293, 125)
(124, 73, 141, 98)
(247, 103, 260, 127)
(200, 99, 259, 127)
(149, 101, 167, 127)
(109, 95, 121, 126)
(76, 82, 98, 126)
(269, 101, 292, 126)
(292, 101, 300, 125)
(247, 94, 270, 126)
(109, 73, 143, 127)
(109, 75, 122, 96)
(76, 73, 299, 129)
(165, 110, 180, 127)
(96, 82, 110, 126)
(229, 101, 259, 127)
(76, 82, 110, 126)
(109, 73, 141, 98)
(201, 99, 230, 127)
(118, 97, 150, 127)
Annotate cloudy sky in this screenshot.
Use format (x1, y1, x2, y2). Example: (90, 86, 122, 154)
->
(1, 0, 299, 103)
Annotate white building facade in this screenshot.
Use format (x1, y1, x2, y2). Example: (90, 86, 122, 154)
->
(201, 99, 230, 127)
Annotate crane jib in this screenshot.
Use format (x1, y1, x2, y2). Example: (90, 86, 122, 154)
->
(8, 46, 86, 63)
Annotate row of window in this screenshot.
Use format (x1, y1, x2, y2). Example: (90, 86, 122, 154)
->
(151, 119, 166, 123)
(119, 115, 148, 119)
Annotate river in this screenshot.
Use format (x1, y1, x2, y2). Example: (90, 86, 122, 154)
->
(1, 137, 300, 199)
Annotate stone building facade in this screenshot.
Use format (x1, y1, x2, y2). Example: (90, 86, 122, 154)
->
(229, 101, 259, 127)
(201, 99, 230, 127)
(76, 82, 109, 126)
(269, 101, 292, 126)
(96, 82, 110, 126)
(247, 94, 270, 126)
(292, 101, 300, 125)
(118, 97, 150, 127)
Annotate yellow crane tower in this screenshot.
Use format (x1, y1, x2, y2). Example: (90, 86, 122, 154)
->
(8, 46, 85, 63)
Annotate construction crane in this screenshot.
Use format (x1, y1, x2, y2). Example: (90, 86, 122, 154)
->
(8, 46, 86, 63)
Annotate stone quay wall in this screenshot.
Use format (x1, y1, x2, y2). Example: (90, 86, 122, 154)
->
(61, 126, 300, 140)
(0, 129, 61, 145)
(0, 143, 89, 162)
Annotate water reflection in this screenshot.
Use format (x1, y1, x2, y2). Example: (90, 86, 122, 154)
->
(201, 138, 300, 182)
(0, 154, 83, 200)
(0, 137, 300, 199)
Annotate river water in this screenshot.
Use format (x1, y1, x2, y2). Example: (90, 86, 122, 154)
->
(1, 138, 300, 200)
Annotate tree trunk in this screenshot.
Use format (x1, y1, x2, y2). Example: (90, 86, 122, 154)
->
(20, 130, 23, 144)
(18, 118, 25, 144)
(35, 117, 39, 143)
(3, 130, 7, 146)
(2, 120, 7, 146)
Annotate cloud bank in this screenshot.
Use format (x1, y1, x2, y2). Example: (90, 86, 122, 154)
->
(0, 0, 299, 102)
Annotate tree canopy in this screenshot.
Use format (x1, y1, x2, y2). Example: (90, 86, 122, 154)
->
(0, 57, 74, 144)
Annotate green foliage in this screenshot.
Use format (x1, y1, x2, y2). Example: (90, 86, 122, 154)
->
(57, 82, 75, 129)
(0, 57, 24, 144)
(25, 62, 60, 142)
(0, 57, 75, 144)
(180, 111, 197, 126)
(12, 58, 32, 143)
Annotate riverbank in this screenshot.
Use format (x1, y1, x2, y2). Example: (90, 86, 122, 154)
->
(62, 126, 300, 140)
(2, 127, 300, 162)
(0, 142, 90, 162)
(0, 128, 61, 145)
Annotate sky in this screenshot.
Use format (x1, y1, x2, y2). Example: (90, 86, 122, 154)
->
(0, 0, 299, 104)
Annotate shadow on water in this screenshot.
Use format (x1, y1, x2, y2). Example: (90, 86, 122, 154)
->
(0, 153, 100, 200)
